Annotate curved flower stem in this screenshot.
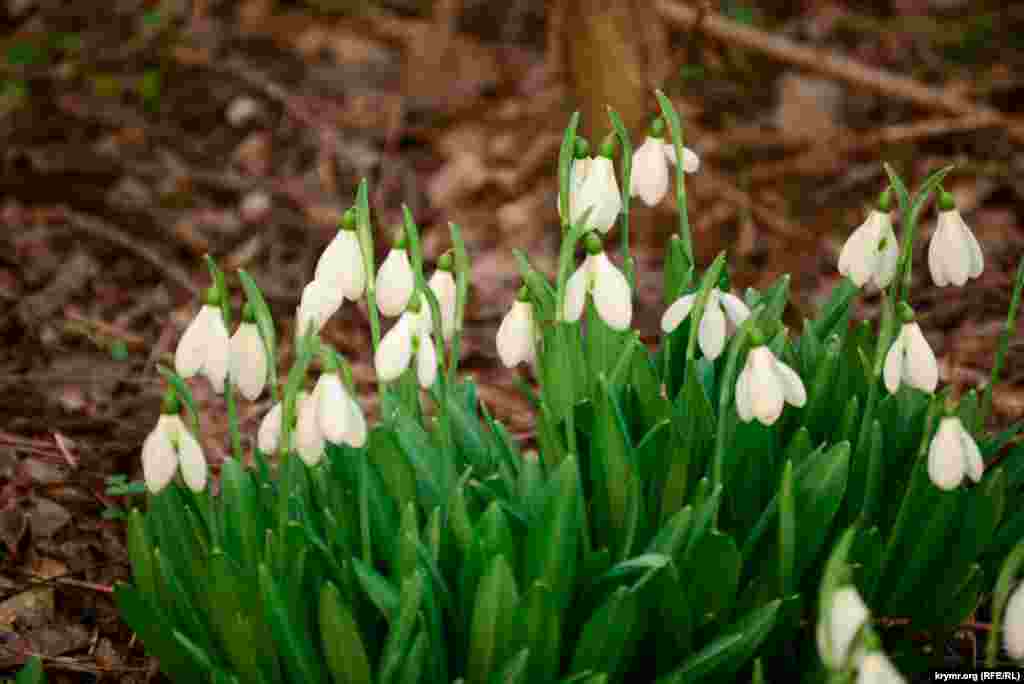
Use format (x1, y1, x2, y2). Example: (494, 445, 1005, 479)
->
(224, 379, 243, 462)
(656, 90, 694, 269)
(607, 107, 634, 288)
(558, 112, 581, 232)
(447, 221, 471, 384)
(355, 179, 382, 352)
(980, 256, 1024, 430)
(685, 252, 727, 363)
(711, 307, 762, 493)
(203, 254, 243, 462)
(855, 291, 895, 457)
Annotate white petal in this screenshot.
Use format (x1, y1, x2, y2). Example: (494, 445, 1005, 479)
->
(576, 157, 622, 234)
(718, 291, 751, 327)
(497, 301, 534, 368)
(735, 367, 754, 422)
(175, 305, 217, 379)
(828, 587, 869, 667)
(838, 214, 881, 288)
(953, 210, 984, 280)
(663, 143, 700, 173)
(630, 137, 670, 207)
(295, 392, 324, 466)
(1005, 584, 1024, 661)
(698, 294, 727, 361)
(344, 397, 367, 448)
(959, 421, 984, 483)
(872, 218, 900, 289)
(563, 264, 588, 323)
(176, 425, 207, 492)
(428, 270, 458, 341)
(749, 347, 785, 426)
(928, 418, 965, 491)
(883, 331, 905, 395)
(141, 416, 179, 494)
(229, 323, 268, 400)
(928, 218, 952, 287)
(661, 294, 696, 333)
(375, 314, 415, 382)
(591, 252, 632, 331)
(902, 323, 938, 393)
(417, 335, 438, 389)
(774, 359, 807, 407)
(201, 312, 231, 394)
(935, 211, 969, 287)
(296, 279, 343, 340)
(258, 402, 283, 454)
(376, 248, 415, 317)
(316, 230, 366, 301)
(316, 374, 351, 445)
(857, 653, 906, 684)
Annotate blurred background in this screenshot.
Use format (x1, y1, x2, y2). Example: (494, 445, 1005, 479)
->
(1, 0, 1023, 679)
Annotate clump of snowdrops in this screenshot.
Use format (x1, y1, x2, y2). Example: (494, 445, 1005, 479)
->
(49, 92, 1024, 684)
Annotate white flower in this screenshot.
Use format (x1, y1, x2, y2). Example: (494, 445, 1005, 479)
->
(1004, 583, 1024, 661)
(883, 322, 938, 395)
(662, 142, 701, 173)
(496, 300, 536, 368)
(141, 414, 207, 493)
(175, 304, 231, 394)
(838, 210, 899, 289)
(562, 250, 632, 331)
(314, 373, 368, 449)
(817, 586, 870, 669)
(258, 401, 283, 454)
(735, 346, 807, 426)
(295, 391, 325, 466)
(428, 268, 458, 341)
(630, 136, 671, 207)
(559, 156, 622, 234)
(929, 209, 983, 287)
(375, 308, 437, 388)
(376, 247, 415, 317)
(927, 416, 984, 491)
(661, 288, 751, 361)
(229, 321, 267, 400)
(315, 228, 366, 301)
(856, 653, 906, 684)
(296, 279, 343, 340)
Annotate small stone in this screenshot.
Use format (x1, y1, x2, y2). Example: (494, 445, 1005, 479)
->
(226, 96, 263, 127)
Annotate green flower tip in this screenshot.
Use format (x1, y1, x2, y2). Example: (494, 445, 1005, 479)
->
(599, 133, 617, 160)
(877, 188, 892, 212)
(160, 387, 180, 415)
(897, 302, 916, 323)
(516, 285, 530, 302)
(437, 251, 454, 272)
(938, 188, 956, 212)
(748, 326, 766, 347)
(406, 292, 422, 313)
(341, 207, 358, 231)
(393, 227, 408, 249)
(204, 286, 220, 307)
(583, 232, 603, 255)
(573, 137, 590, 160)
(649, 117, 666, 139)
(241, 301, 256, 323)
(320, 347, 341, 373)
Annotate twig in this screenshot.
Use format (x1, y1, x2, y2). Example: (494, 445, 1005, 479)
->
(656, 1, 1024, 144)
(58, 208, 199, 296)
(701, 169, 809, 242)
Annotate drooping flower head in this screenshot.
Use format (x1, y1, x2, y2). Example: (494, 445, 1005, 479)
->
(838, 190, 898, 290)
(296, 278, 344, 342)
(141, 391, 207, 494)
(375, 294, 438, 389)
(497, 286, 537, 368)
(559, 135, 622, 234)
(562, 233, 632, 331)
(735, 344, 807, 426)
(883, 318, 938, 395)
(661, 287, 751, 361)
(376, 229, 415, 318)
(631, 117, 700, 207)
(929, 189, 983, 288)
(927, 415, 984, 491)
(175, 288, 231, 394)
(816, 586, 869, 670)
(428, 251, 458, 342)
(1005, 582, 1024, 661)
(314, 208, 366, 302)
(229, 303, 268, 401)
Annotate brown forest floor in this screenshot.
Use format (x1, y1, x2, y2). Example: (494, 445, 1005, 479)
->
(2, 0, 1024, 681)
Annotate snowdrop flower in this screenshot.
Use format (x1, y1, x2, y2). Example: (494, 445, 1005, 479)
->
(927, 416, 984, 491)
(1004, 582, 1024, 661)
(296, 279, 343, 341)
(929, 191, 983, 287)
(141, 410, 207, 494)
(856, 653, 906, 684)
(229, 309, 267, 401)
(496, 288, 537, 368)
(375, 298, 438, 388)
(376, 236, 415, 317)
(314, 212, 366, 301)
(175, 293, 230, 394)
(314, 371, 367, 449)
(562, 234, 632, 331)
(883, 321, 938, 395)
(662, 142, 701, 174)
(838, 195, 898, 289)
(295, 390, 325, 466)
(816, 586, 870, 669)
(559, 137, 622, 234)
(258, 400, 284, 454)
(661, 288, 751, 361)
(428, 252, 458, 341)
(631, 135, 671, 207)
(735, 346, 806, 426)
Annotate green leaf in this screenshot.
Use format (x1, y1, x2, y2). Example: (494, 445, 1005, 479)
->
(258, 562, 324, 684)
(468, 555, 520, 684)
(320, 582, 372, 684)
(514, 582, 562, 683)
(524, 455, 581, 614)
(686, 531, 741, 627)
(557, 111, 581, 227)
(238, 269, 279, 399)
(569, 587, 639, 680)
(352, 557, 400, 623)
(115, 584, 201, 682)
(378, 571, 425, 684)
(490, 648, 531, 684)
(591, 376, 635, 558)
(15, 657, 45, 684)
(988, 543, 1024, 667)
(778, 460, 796, 596)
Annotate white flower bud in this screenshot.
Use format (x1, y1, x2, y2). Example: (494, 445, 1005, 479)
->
(927, 416, 984, 491)
(315, 229, 366, 301)
(562, 251, 632, 331)
(1005, 583, 1024, 661)
(140, 414, 207, 494)
(661, 288, 751, 361)
(929, 208, 983, 287)
(735, 346, 806, 426)
(175, 304, 231, 394)
(838, 210, 899, 289)
(428, 269, 458, 341)
(296, 279, 343, 341)
(630, 136, 670, 207)
(817, 586, 869, 669)
(229, 321, 268, 400)
(883, 322, 938, 395)
(376, 248, 415, 317)
(496, 300, 536, 368)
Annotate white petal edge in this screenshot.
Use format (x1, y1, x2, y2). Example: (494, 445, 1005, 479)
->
(258, 402, 283, 454)
(661, 294, 696, 333)
(928, 418, 965, 491)
(591, 253, 632, 331)
(316, 374, 351, 445)
(774, 359, 807, 407)
(176, 425, 207, 492)
(417, 335, 438, 389)
(883, 332, 905, 395)
(563, 265, 588, 323)
(718, 291, 751, 327)
(376, 249, 415, 317)
(141, 416, 179, 494)
(697, 294, 727, 360)
(902, 323, 938, 393)
(175, 305, 217, 379)
(1005, 584, 1024, 661)
(497, 301, 534, 368)
(230, 322, 268, 400)
(375, 315, 415, 382)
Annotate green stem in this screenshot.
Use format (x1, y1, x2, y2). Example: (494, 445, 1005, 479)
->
(980, 256, 1024, 429)
(685, 253, 727, 363)
(855, 292, 895, 455)
(655, 90, 693, 268)
(355, 180, 382, 351)
(225, 378, 243, 462)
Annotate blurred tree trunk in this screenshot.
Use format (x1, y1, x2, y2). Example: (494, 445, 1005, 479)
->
(561, 0, 670, 143)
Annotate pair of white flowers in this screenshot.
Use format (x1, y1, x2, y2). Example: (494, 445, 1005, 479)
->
(258, 371, 367, 465)
(376, 241, 457, 340)
(838, 198, 982, 291)
(817, 586, 906, 684)
(297, 224, 367, 339)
